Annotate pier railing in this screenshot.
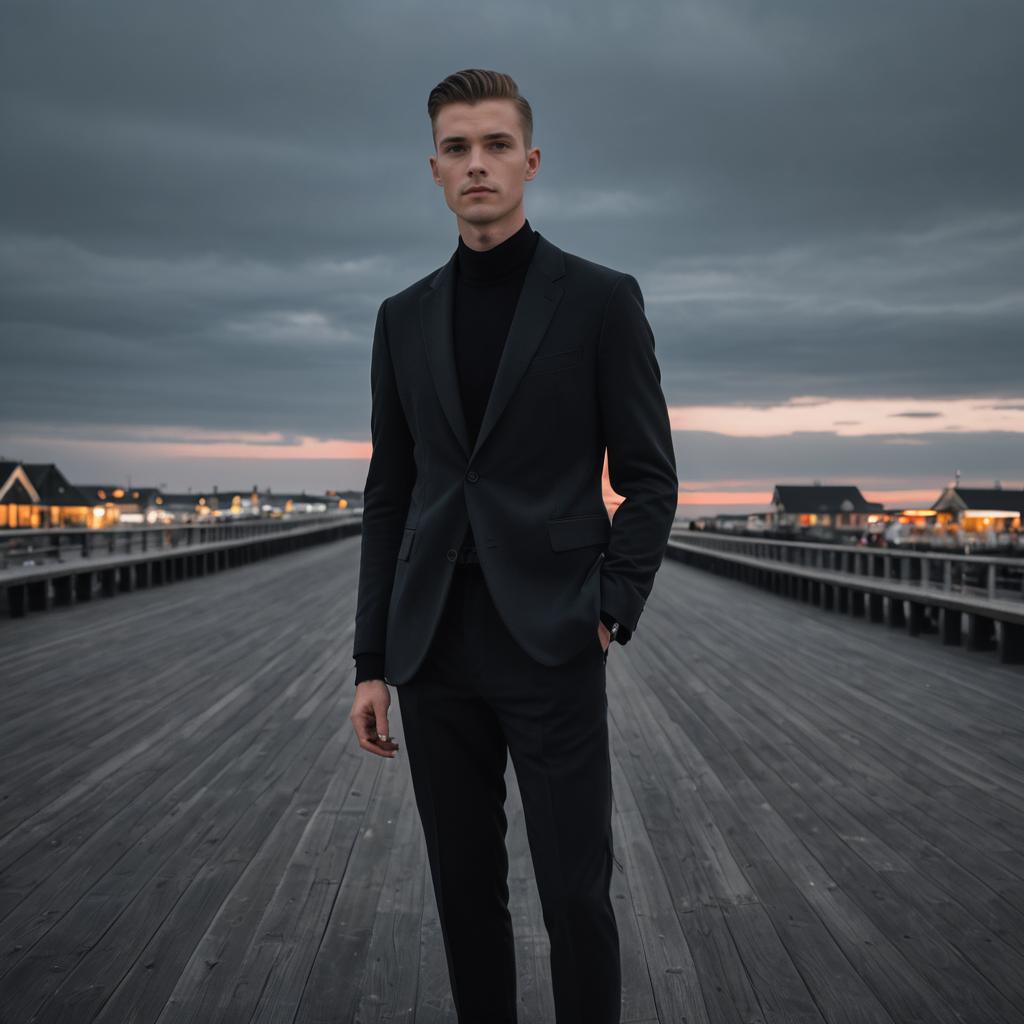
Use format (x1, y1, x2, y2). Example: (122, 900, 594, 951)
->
(666, 529, 1024, 664)
(0, 513, 362, 618)
(1, 513, 360, 569)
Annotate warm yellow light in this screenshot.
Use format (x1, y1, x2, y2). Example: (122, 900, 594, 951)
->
(97, 488, 107, 499)
(113, 488, 125, 498)
(92, 507, 105, 518)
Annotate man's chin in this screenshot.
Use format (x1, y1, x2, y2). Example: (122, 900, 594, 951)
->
(460, 203, 499, 218)
(458, 203, 513, 225)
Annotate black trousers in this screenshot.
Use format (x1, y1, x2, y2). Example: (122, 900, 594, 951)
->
(397, 561, 621, 1024)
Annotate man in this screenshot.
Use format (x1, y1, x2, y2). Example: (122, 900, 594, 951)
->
(349, 68, 678, 1023)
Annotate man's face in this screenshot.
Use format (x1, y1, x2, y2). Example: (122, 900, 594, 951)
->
(429, 99, 540, 232)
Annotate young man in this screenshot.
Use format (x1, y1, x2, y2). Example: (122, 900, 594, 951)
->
(349, 69, 678, 1023)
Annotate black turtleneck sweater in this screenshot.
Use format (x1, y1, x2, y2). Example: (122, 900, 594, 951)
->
(453, 217, 540, 452)
(354, 219, 628, 685)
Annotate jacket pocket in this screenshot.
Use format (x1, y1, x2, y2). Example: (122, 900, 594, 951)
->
(547, 513, 611, 551)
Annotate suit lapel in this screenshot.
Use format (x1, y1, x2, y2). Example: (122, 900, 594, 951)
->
(419, 250, 469, 457)
(419, 231, 566, 463)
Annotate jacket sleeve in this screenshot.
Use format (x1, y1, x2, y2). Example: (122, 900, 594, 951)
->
(596, 273, 678, 634)
(600, 608, 632, 646)
(354, 652, 387, 686)
(352, 298, 417, 679)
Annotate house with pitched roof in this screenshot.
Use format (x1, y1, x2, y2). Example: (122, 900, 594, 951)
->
(0, 461, 93, 529)
(931, 486, 1024, 536)
(767, 483, 885, 535)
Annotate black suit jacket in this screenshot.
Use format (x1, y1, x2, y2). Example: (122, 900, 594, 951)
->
(353, 230, 678, 686)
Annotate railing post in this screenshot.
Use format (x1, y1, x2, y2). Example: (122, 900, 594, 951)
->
(1000, 622, 1024, 664)
(907, 601, 924, 635)
(939, 607, 962, 645)
(967, 614, 995, 651)
(885, 596, 906, 627)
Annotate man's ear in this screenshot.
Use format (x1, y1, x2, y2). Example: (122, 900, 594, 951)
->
(525, 147, 541, 181)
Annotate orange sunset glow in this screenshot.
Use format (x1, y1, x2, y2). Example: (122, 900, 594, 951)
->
(668, 395, 1024, 436)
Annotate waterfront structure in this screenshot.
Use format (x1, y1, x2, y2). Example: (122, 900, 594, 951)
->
(76, 484, 169, 525)
(767, 484, 884, 535)
(931, 485, 1024, 538)
(0, 461, 92, 529)
(2, 535, 1020, 1022)
(0, 459, 359, 529)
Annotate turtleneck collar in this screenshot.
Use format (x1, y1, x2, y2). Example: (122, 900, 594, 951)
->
(456, 218, 538, 284)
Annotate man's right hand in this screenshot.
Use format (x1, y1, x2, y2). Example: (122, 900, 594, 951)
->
(350, 679, 401, 758)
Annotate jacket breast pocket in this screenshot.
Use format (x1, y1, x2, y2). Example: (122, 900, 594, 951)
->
(526, 345, 582, 376)
(397, 528, 416, 561)
(547, 512, 611, 551)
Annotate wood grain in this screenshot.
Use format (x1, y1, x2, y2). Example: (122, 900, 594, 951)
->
(1, 535, 1021, 1022)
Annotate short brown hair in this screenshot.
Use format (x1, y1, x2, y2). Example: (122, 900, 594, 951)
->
(427, 68, 533, 150)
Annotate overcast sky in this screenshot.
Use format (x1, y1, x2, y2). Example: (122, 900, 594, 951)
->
(2, 0, 1021, 513)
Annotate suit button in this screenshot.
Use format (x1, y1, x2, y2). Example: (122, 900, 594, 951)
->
(446, 548, 458, 562)
(466, 469, 479, 482)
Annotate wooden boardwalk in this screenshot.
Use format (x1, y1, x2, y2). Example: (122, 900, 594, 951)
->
(1, 535, 1023, 1023)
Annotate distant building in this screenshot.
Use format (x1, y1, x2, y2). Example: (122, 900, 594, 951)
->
(0, 461, 93, 529)
(931, 486, 1024, 536)
(247, 489, 357, 518)
(332, 489, 364, 510)
(708, 512, 750, 533)
(150, 487, 356, 522)
(76, 484, 168, 526)
(157, 491, 226, 522)
(745, 513, 768, 534)
(0, 459, 359, 529)
(767, 484, 885, 534)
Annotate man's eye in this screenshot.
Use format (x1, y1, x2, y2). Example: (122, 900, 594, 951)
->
(492, 142, 508, 149)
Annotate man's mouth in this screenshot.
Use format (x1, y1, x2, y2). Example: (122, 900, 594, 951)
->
(465, 187, 493, 194)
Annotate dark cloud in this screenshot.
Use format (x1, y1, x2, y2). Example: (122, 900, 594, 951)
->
(1, 0, 1022, 490)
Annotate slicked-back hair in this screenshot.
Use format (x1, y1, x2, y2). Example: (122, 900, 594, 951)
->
(427, 68, 533, 151)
